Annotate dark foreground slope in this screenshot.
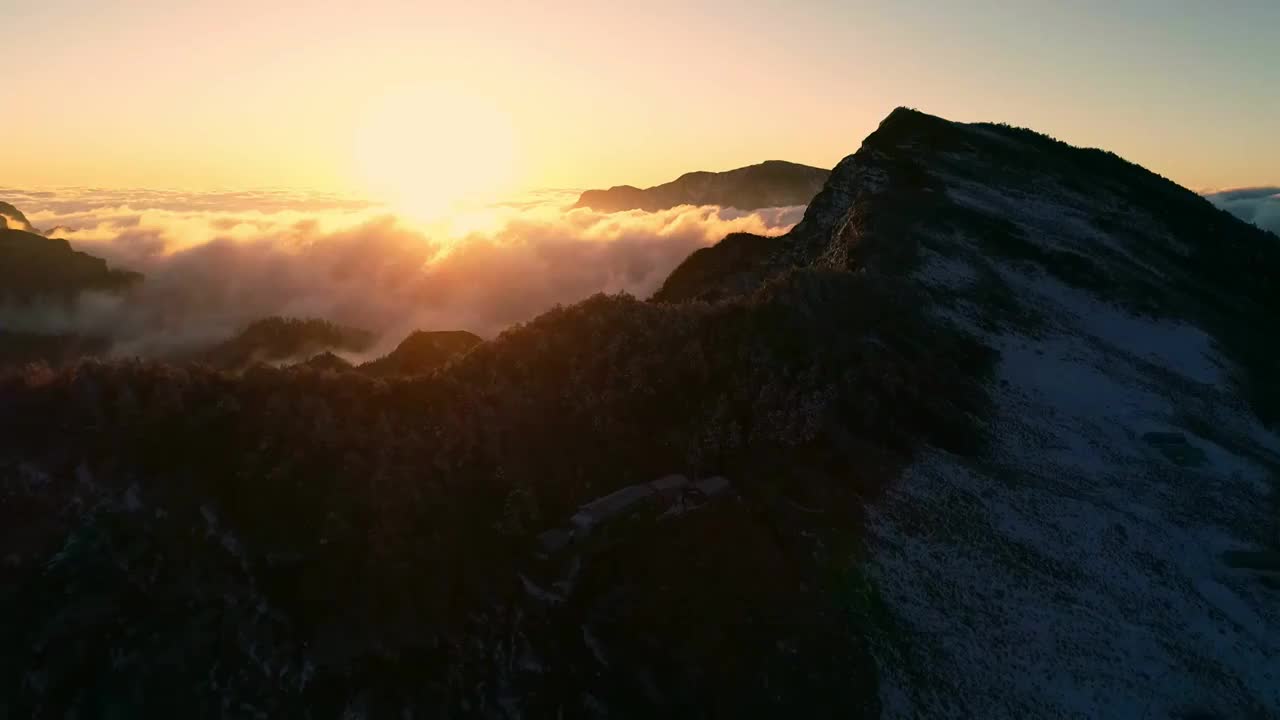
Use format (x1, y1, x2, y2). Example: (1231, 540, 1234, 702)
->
(0, 138, 990, 716)
(574, 160, 829, 212)
(2, 109, 1278, 717)
(0, 283, 983, 716)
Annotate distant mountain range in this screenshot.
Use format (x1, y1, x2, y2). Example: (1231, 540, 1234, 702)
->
(574, 159, 829, 212)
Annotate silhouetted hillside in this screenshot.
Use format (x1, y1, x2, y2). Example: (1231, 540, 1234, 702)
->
(358, 329, 482, 376)
(651, 231, 780, 302)
(574, 160, 829, 212)
(0, 227, 141, 301)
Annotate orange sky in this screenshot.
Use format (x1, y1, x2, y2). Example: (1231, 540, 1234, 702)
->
(6, 1, 1277, 201)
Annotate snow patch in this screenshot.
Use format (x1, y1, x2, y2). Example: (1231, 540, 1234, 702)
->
(870, 197, 1280, 716)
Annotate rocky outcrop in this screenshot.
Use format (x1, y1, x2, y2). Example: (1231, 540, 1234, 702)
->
(537, 473, 732, 553)
(574, 160, 828, 212)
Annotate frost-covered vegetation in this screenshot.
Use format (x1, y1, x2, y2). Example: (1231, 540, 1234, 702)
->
(0, 258, 992, 715)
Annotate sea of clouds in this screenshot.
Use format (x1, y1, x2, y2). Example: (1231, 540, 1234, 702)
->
(1204, 186, 1280, 237)
(0, 187, 804, 358)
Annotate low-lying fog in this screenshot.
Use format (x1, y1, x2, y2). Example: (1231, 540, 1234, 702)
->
(0, 187, 804, 358)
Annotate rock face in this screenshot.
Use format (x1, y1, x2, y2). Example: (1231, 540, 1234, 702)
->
(0, 227, 141, 301)
(1, 108, 1278, 718)
(574, 160, 829, 212)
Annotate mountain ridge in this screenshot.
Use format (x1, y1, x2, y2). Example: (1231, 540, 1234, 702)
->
(775, 106, 1280, 716)
(574, 159, 829, 212)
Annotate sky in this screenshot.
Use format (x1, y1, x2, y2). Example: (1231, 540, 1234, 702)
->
(5, 0, 1278, 200)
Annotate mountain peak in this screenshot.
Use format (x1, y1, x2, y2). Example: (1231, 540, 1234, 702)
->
(649, 106, 1280, 713)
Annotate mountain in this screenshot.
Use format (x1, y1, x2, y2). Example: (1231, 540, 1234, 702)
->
(297, 351, 355, 372)
(195, 316, 376, 370)
(358, 329, 482, 376)
(0, 226, 142, 301)
(0, 206, 139, 366)
(0, 201, 36, 232)
(573, 159, 829, 212)
(2, 109, 1278, 717)
(707, 107, 1280, 716)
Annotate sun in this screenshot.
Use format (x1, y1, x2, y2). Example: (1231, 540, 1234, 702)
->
(352, 83, 520, 221)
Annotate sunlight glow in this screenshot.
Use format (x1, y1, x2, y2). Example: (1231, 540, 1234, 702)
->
(352, 84, 520, 221)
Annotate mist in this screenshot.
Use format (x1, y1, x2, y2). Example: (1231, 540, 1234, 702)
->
(0, 187, 803, 358)
(1204, 186, 1280, 236)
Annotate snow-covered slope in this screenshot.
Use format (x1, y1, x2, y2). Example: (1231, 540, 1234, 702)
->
(788, 109, 1280, 717)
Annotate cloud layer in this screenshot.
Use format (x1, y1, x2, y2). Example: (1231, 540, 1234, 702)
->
(1204, 186, 1280, 237)
(0, 187, 803, 358)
